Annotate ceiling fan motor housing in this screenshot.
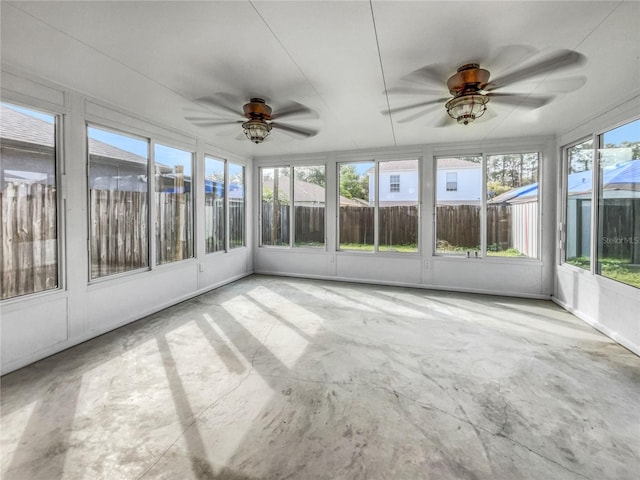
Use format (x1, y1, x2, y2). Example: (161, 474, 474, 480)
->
(243, 98, 273, 120)
(447, 63, 490, 95)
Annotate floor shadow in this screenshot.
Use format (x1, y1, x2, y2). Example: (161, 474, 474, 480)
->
(196, 315, 246, 374)
(3, 375, 82, 480)
(154, 334, 211, 480)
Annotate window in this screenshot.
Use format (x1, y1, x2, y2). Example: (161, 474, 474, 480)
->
(486, 153, 539, 258)
(88, 126, 149, 279)
(565, 139, 593, 270)
(436, 156, 482, 255)
(205, 156, 225, 253)
(229, 163, 245, 249)
(261, 167, 290, 246)
(260, 165, 326, 248)
(1, 103, 58, 299)
(446, 172, 458, 191)
(294, 165, 326, 248)
(155, 144, 193, 264)
(338, 159, 418, 253)
(596, 119, 639, 288)
(436, 153, 539, 258)
(389, 174, 400, 192)
(379, 160, 418, 252)
(339, 162, 374, 251)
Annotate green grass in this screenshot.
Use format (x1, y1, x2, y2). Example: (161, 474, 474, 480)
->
(436, 245, 525, 257)
(339, 242, 417, 253)
(567, 256, 640, 288)
(294, 241, 325, 248)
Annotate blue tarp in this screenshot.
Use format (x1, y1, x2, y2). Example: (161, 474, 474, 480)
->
(164, 181, 244, 197)
(489, 159, 640, 204)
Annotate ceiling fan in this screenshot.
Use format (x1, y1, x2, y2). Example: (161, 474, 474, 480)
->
(185, 95, 319, 144)
(385, 49, 586, 126)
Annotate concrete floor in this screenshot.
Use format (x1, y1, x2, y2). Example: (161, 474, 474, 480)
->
(1, 275, 639, 480)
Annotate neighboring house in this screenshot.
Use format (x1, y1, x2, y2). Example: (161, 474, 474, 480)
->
(360, 158, 481, 206)
(367, 159, 419, 206)
(1, 105, 207, 193)
(436, 157, 482, 205)
(489, 159, 640, 259)
(262, 175, 364, 206)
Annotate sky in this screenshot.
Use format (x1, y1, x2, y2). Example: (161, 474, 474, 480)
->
(603, 119, 640, 146)
(5, 103, 54, 123)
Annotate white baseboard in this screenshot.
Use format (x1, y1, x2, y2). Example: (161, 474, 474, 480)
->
(1, 272, 252, 376)
(551, 296, 640, 356)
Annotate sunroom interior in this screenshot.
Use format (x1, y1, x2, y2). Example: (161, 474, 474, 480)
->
(1, 1, 639, 479)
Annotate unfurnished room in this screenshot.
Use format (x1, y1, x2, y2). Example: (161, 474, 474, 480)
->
(0, 1, 639, 479)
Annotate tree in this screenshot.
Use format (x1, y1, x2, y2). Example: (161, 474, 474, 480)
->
(295, 166, 325, 187)
(339, 165, 366, 200)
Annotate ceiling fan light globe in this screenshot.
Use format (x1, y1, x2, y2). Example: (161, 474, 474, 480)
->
(445, 94, 489, 125)
(242, 119, 272, 143)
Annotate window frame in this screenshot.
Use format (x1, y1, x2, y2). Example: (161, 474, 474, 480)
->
(259, 163, 327, 249)
(204, 154, 227, 255)
(434, 149, 542, 261)
(228, 161, 246, 250)
(389, 174, 400, 193)
(337, 157, 420, 255)
(445, 172, 458, 191)
(86, 123, 151, 281)
(561, 135, 595, 269)
(153, 141, 195, 265)
(0, 101, 64, 302)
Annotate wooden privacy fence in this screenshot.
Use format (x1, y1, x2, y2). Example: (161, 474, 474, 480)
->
(90, 189, 193, 277)
(378, 205, 419, 246)
(1, 182, 57, 299)
(90, 189, 149, 277)
(436, 205, 481, 250)
(3, 187, 636, 299)
(205, 198, 245, 251)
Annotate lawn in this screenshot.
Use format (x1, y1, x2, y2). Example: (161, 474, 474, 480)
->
(567, 257, 640, 288)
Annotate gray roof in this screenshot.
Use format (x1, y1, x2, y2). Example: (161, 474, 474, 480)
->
(1, 105, 54, 147)
(1, 104, 149, 165)
(263, 175, 364, 206)
(437, 157, 481, 169)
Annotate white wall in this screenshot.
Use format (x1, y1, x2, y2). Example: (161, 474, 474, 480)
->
(435, 166, 482, 203)
(0, 69, 254, 374)
(554, 94, 640, 355)
(254, 137, 555, 299)
(377, 170, 419, 203)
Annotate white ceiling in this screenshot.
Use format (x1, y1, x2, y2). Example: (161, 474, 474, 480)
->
(2, 1, 639, 158)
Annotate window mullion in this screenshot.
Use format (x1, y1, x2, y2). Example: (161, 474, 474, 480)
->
(589, 133, 599, 275)
(481, 153, 487, 257)
(149, 141, 156, 268)
(374, 161, 379, 252)
(289, 166, 294, 247)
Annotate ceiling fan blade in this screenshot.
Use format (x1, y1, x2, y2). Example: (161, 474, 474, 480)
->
(191, 120, 243, 128)
(402, 64, 450, 88)
(384, 98, 450, 116)
(434, 114, 453, 128)
(185, 116, 240, 123)
(397, 104, 442, 123)
(489, 93, 553, 109)
(487, 44, 538, 74)
(194, 93, 242, 117)
(271, 101, 318, 120)
(385, 86, 445, 96)
(528, 76, 587, 93)
(271, 122, 318, 138)
(488, 50, 585, 90)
